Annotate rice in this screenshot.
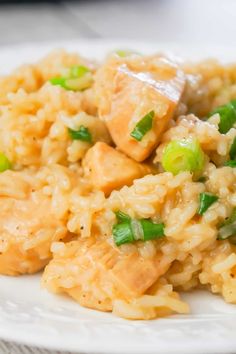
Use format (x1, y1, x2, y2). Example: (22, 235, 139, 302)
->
(0, 166, 72, 275)
(0, 49, 236, 319)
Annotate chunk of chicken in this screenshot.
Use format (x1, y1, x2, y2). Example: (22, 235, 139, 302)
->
(0, 170, 67, 275)
(95, 54, 186, 161)
(42, 238, 170, 312)
(82, 142, 151, 195)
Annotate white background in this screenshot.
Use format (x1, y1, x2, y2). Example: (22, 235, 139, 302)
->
(0, 0, 236, 45)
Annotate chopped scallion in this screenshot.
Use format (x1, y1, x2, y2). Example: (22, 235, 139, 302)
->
(139, 219, 165, 241)
(112, 222, 134, 246)
(65, 75, 93, 91)
(115, 50, 135, 57)
(49, 77, 67, 88)
(208, 101, 236, 134)
(0, 153, 11, 172)
(68, 126, 92, 142)
(198, 192, 218, 215)
(130, 110, 154, 142)
(115, 211, 131, 223)
(162, 138, 205, 176)
(230, 99, 236, 110)
(112, 214, 165, 246)
(69, 65, 90, 78)
(218, 222, 236, 241)
(225, 160, 236, 167)
(218, 208, 236, 243)
(49, 65, 93, 91)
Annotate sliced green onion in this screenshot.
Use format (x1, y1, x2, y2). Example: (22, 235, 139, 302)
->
(217, 208, 236, 244)
(64, 74, 93, 91)
(68, 126, 92, 142)
(218, 208, 236, 243)
(198, 192, 218, 215)
(225, 160, 236, 167)
(112, 222, 134, 246)
(218, 222, 236, 241)
(131, 219, 143, 240)
(49, 65, 93, 91)
(130, 110, 154, 142)
(0, 153, 11, 172)
(115, 50, 135, 57)
(229, 137, 236, 160)
(208, 101, 236, 134)
(115, 211, 131, 223)
(230, 99, 236, 110)
(139, 219, 165, 241)
(49, 77, 67, 88)
(69, 65, 90, 78)
(112, 216, 165, 246)
(162, 138, 205, 176)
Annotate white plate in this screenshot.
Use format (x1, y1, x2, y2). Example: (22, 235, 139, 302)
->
(1, 40, 236, 354)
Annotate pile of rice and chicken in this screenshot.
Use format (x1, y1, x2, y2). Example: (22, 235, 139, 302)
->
(0, 50, 236, 319)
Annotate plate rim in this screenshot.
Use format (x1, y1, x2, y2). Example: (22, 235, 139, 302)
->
(1, 39, 236, 354)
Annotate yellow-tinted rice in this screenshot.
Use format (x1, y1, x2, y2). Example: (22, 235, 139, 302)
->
(0, 50, 236, 319)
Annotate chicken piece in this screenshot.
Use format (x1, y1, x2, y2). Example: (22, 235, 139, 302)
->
(82, 142, 151, 195)
(0, 170, 67, 275)
(42, 238, 170, 312)
(95, 54, 186, 162)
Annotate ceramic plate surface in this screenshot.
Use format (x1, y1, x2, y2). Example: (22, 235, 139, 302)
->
(0, 40, 236, 354)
